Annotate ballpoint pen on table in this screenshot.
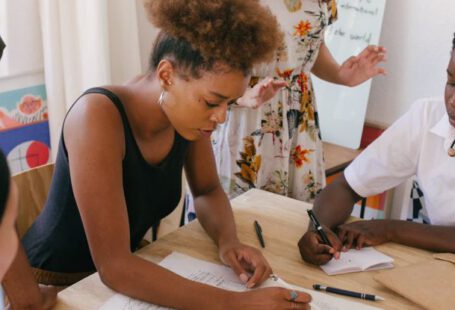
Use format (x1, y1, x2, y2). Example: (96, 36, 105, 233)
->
(254, 220, 265, 248)
(313, 284, 385, 301)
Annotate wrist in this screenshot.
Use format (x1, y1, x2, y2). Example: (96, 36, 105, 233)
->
(385, 220, 398, 242)
(217, 235, 241, 250)
(336, 69, 350, 86)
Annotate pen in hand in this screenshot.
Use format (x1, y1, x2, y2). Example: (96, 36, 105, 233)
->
(307, 209, 332, 247)
(313, 284, 385, 302)
(254, 220, 265, 248)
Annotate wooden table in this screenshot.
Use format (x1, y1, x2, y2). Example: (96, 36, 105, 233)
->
(323, 142, 362, 176)
(56, 189, 432, 309)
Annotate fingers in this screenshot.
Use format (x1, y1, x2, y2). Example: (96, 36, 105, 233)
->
(228, 247, 272, 288)
(284, 289, 312, 310)
(356, 234, 369, 249)
(358, 45, 386, 59)
(271, 80, 288, 90)
(298, 231, 338, 265)
(345, 230, 357, 249)
(246, 260, 272, 288)
(342, 56, 358, 69)
(224, 251, 250, 284)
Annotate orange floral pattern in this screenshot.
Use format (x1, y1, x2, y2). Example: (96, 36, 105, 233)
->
(292, 145, 313, 168)
(294, 20, 312, 37)
(211, 0, 337, 202)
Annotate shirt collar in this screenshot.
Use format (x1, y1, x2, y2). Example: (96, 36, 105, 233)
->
(430, 112, 455, 150)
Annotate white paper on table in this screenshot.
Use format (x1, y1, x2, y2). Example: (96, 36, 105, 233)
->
(321, 247, 394, 276)
(99, 252, 382, 310)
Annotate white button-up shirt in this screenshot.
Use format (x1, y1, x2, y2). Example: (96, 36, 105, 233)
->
(345, 98, 455, 225)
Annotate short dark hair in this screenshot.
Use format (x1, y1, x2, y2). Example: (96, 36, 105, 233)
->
(0, 150, 10, 220)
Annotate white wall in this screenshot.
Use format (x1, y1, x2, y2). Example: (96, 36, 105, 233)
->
(0, 0, 44, 91)
(135, 0, 160, 73)
(366, 0, 455, 127)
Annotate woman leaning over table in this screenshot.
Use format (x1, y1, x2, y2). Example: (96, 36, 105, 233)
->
(4, 0, 312, 309)
(211, 0, 386, 204)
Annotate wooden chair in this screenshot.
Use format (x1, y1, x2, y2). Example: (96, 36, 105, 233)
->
(12, 164, 54, 238)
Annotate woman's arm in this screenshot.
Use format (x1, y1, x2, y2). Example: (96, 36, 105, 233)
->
(311, 41, 386, 87)
(63, 95, 236, 309)
(2, 245, 56, 309)
(65, 95, 311, 309)
(184, 137, 272, 288)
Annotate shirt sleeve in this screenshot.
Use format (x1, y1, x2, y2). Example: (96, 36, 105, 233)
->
(345, 100, 429, 197)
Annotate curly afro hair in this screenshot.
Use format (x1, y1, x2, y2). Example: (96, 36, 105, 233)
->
(144, 0, 282, 77)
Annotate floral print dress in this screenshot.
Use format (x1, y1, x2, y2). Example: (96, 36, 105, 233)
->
(212, 0, 338, 202)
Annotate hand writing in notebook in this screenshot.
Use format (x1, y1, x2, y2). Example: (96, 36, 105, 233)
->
(298, 222, 344, 266)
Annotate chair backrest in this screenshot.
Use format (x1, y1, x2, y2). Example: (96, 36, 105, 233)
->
(12, 163, 54, 238)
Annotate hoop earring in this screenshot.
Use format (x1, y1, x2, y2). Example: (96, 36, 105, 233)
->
(158, 90, 166, 106)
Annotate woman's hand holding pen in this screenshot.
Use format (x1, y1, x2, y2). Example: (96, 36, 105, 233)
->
(228, 287, 312, 310)
(298, 226, 343, 265)
(219, 241, 272, 288)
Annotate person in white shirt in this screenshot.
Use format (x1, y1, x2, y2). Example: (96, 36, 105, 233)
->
(298, 33, 455, 265)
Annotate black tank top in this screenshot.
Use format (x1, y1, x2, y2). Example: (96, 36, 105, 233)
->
(22, 87, 189, 273)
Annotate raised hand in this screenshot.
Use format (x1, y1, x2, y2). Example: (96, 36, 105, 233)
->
(236, 77, 288, 109)
(338, 45, 387, 87)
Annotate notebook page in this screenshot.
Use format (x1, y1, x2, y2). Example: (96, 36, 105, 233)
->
(100, 252, 381, 310)
(321, 247, 393, 275)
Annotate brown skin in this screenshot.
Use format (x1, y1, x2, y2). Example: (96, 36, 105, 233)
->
(298, 51, 455, 266)
(6, 60, 310, 309)
(311, 42, 386, 87)
(1, 184, 57, 309)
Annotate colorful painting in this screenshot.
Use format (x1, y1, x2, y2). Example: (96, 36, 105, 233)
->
(0, 85, 51, 174)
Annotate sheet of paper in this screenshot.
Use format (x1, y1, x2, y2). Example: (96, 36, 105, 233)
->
(321, 247, 394, 275)
(100, 252, 381, 310)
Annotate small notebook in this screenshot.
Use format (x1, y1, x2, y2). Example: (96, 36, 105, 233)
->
(321, 247, 394, 275)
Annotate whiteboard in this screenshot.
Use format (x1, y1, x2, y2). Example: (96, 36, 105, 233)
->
(313, 0, 387, 149)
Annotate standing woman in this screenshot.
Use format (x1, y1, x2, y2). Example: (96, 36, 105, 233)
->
(212, 0, 386, 202)
(6, 0, 312, 308)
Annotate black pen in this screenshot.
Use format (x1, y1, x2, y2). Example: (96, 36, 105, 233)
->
(307, 209, 332, 247)
(313, 284, 385, 301)
(254, 220, 265, 248)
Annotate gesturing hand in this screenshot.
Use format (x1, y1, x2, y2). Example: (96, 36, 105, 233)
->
(236, 77, 287, 109)
(339, 45, 387, 87)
